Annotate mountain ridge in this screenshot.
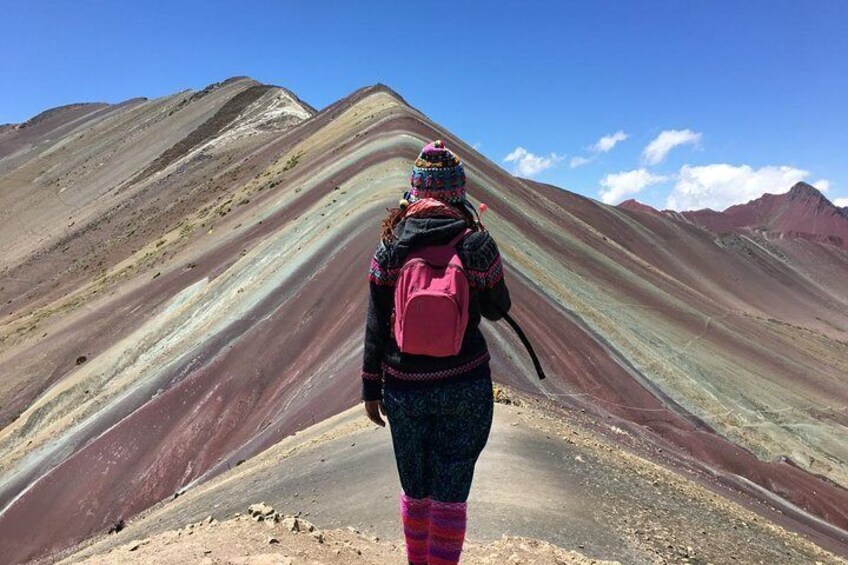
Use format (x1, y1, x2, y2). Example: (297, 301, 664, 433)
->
(617, 181, 848, 248)
(1, 77, 847, 563)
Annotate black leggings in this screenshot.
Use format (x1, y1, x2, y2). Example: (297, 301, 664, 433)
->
(383, 365, 494, 502)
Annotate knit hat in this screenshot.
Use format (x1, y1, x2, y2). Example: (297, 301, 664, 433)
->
(408, 140, 466, 204)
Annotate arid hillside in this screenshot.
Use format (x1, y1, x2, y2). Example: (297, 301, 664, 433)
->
(54, 394, 845, 565)
(1, 78, 846, 563)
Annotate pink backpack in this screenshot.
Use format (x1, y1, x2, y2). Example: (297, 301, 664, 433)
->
(393, 229, 471, 357)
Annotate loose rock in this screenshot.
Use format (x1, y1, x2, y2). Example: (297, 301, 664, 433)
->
(281, 517, 299, 532)
(125, 539, 148, 552)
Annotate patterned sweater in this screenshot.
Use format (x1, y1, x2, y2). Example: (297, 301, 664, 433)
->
(361, 215, 511, 401)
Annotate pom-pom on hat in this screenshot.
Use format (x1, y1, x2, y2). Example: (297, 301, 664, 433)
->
(408, 140, 466, 204)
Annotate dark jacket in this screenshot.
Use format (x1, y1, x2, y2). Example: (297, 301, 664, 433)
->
(361, 215, 511, 401)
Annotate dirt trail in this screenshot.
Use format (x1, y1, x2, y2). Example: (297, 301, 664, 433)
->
(54, 390, 846, 565)
(65, 510, 621, 565)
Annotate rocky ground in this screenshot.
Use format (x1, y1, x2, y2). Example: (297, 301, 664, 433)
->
(54, 388, 846, 565)
(66, 503, 619, 565)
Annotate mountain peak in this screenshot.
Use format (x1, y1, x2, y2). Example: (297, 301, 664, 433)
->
(787, 181, 825, 201)
(617, 198, 659, 215)
(679, 181, 848, 247)
(344, 83, 414, 109)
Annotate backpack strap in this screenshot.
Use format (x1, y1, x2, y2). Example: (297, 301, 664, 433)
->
(447, 228, 472, 248)
(405, 228, 472, 267)
(500, 310, 547, 380)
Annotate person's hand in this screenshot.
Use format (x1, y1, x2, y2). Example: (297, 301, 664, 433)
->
(364, 400, 386, 427)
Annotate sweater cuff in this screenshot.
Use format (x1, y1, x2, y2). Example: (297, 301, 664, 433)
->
(361, 371, 383, 401)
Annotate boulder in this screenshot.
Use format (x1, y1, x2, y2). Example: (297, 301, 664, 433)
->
(248, 503, 276, 520)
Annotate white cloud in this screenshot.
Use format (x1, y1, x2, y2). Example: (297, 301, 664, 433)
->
(599, 169, 668, 205)
(643, 129, 702, 165)
(665, 164, 809, 211)
(569, 130, 629, 168)
(471, 142, 482, 150)
(834, 197, 848, 208)
(570, 156, 592, 168)
(591, 130, 629, 153)
(503, 147, 564, 177)
(813, 178, 830, 192)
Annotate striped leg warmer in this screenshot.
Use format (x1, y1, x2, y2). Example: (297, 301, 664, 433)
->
(428, 500, 467, 565)
(400, 493, 431, 565)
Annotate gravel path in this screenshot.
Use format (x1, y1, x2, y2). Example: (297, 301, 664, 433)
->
(56, 392, 845, 565)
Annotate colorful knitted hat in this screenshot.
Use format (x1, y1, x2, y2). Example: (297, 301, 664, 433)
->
(408, 140, 466, 204)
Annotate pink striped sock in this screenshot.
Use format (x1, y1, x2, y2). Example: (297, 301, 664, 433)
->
(428, 499, 467, 565)
(400, 493, 431, 565)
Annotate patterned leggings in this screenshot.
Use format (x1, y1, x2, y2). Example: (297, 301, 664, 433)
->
(383, 366, 494, 503)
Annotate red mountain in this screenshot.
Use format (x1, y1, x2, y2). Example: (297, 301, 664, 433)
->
(678, 182, 848, 247)
(617, 198, 661, 216)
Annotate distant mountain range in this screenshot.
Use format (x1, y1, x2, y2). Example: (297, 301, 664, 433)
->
(1, 78, 847, 563)
(619, 182, 848, 248)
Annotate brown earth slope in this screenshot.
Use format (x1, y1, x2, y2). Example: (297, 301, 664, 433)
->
(0, 79, 847, 563)
(54, 395, 846, 565)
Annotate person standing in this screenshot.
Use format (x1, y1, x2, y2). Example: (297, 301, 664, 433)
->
(361, 140, 511, 564)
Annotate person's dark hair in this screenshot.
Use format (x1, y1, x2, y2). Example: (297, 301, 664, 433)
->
(380, 200, 483, 243)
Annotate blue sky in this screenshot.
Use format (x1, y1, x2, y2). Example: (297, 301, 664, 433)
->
(3, 1, 847, 210)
